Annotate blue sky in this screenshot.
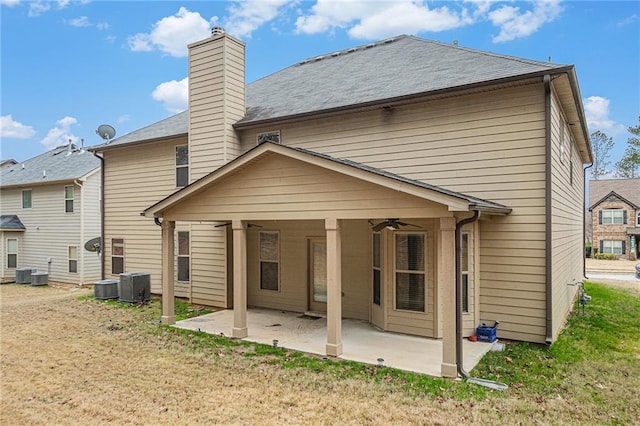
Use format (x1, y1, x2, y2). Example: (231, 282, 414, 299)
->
(1, 0, 639, 171)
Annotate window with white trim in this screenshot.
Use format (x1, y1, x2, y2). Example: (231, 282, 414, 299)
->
(176, 145, 189, 188)
(7, 239, 17, 269)
(559, 122, 567, 163)
(461, 232, 469, 314)
(637, 212, 640, 226)
(257, 131, 280, 145)
(602, 240, 624, 255)
(65, 185, 74, 213)
(111, 238, 124, 275)
(68, 246, 78, 273)
(177, 231, 190, 282)
(395, 233, 426, 312)
(259, 231, 279, 291)
(601, 209, 625, 225)
(372, 233, 381, 306)
(22, 189, 32, 209)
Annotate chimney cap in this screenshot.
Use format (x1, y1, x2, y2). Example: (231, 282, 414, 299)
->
(211, 26, 225, 36)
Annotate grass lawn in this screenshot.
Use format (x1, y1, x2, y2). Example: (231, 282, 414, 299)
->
(1, 281, 638, 424)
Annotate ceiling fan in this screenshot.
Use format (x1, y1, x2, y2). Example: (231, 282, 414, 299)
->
(214, 222, 262, 228)
(369, 218, 422, 232)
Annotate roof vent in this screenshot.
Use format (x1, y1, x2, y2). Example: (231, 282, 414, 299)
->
(211, 26, 225, 36)
(452, 40, 458, 46)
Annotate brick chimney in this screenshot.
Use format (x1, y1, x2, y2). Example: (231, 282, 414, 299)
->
(187, 27, 246, 182)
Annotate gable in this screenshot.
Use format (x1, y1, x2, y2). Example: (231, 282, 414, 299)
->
(589, 190, 639, 211)
(160, 153, 452, 222)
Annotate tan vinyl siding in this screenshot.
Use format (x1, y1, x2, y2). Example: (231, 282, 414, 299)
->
(190, 223, 227, 307)
(239, 82, 548, 342)
(549, 89, 584, 339)
(188, 35, 245, 181)
(80, 170, 102, 283)
(0, 179, 100, 284)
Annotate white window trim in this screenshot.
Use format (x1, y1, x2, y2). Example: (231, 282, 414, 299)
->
(177, 230, 191, 282)
(68, 245, 78, 273)
(257, 130, 281, 145)
(259, 230, 280, 291)
(64, 185, 74, 213)
(636, 212, 640, 226)
(372, 232, 381, 306)
(7, 238, 18, 269)
(602, 209, 624, 225)
(461, 232, 470, 314)
(602, 240, 623, 255)
(111, 238, 125, 275)
(393, 231, 428, 314)
(22, 189, 32, 209)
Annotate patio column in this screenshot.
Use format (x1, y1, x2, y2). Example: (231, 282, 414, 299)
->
(325, 218, 343, 356)
(438, 217, 457, 378)
(232, 220, 248, 338)
(161, 219, 175, 325)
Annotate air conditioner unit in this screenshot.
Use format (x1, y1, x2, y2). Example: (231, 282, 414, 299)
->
(16, 268, 33, 284)
(118, 272, 150, 303)
(94, 279, 118, 300)
(30, 272, 48, 286)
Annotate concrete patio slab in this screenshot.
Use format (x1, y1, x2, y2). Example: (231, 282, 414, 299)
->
(174, 308, 494, 377)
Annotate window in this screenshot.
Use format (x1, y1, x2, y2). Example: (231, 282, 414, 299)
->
(22, 190, 32, 209)
(177, 231, 190, 281)
(111, 238, 124, 275)
(257, 131, 280, 145)
(601, 240, 624, 255)
(68, 246, 78, 273)
(600, 209, 625, 225)
(372, 233, 381, 305)
(64, 185, 74, 212)
(395, 233, 426, 312)
(259, 231, 279, 291)
(7, 239, 17, 269)
(559, 122, 567, 163)
(176, 145, 189, 187)
(637, 212, 640, 226)
(461, 233, 469, 313)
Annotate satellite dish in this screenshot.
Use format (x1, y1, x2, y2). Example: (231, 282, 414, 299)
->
(84, 237, 102, 254)
(96, 124, 116, 143)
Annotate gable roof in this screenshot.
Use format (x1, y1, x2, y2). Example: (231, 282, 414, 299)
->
(589, 190, 640, 211)
(0, 215, 26, 231)
(589, 178, 640, 210)
(0, 144, 100, 188)
(143, 142, 511, 218)
(93, 34, 574, 151)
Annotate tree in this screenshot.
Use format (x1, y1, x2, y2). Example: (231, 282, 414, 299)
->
(590, 130, 614, 180)
(614, 116, 640, 178)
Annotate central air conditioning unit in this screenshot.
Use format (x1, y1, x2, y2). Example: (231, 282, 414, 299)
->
(118, 272, 151, 303)
(30, 272, 48, 286)
(16, 268, 33, 284)
(94, 279, 118, 300)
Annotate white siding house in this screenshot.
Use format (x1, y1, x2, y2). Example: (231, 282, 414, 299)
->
(0, 144, 101, 285)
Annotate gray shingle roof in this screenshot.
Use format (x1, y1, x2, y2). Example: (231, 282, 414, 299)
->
(589, 179, 640, 209)
(93, 34, 568, 149)
(0, 215, 26, 230)
(1, 144, 100, 187)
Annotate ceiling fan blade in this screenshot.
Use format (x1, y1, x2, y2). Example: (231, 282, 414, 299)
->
(214, 222, 231, 228)
(397, 221, 423, 229)
(372, 222, 388, 232)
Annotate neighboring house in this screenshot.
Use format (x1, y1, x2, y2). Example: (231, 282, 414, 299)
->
(1, 159, 18, 170)
(589, 178, 640, 260)
(0, 144, 102, 284)
(91, 31, 591, 377)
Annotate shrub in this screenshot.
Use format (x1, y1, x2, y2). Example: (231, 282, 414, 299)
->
(594, 253, 618, 260)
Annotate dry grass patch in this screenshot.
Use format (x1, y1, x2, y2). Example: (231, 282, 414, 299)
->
(1, 282, 638, 425)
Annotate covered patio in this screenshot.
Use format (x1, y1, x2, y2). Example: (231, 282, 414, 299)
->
(173, 308, 496, 377)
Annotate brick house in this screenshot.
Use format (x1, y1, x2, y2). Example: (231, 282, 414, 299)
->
(589, 178, 640, 260)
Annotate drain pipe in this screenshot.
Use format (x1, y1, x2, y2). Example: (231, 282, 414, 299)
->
(583, 162, 593, 278)
(455, 210, 480, 378)
(455, 210, 508, 391)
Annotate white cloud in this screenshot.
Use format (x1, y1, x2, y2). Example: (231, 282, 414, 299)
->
(296, 1, 473, 39)
(0, 115, 36, 139)
(223, 0, 291, 38)
(489, 0, 562, 43)
(117, 115, 131, 124)
(152, 78, 188, 113)
(28, 1, 50, 17)
(617, 13, 639, 27)
(96, 22, 109, 30)
(583, 96, 625, 135)
(57, 0, 70, 9)
(0, 0, 21, 7)
(40, 116, 80, 149)
(69, 16, 91, 27)
(127, 7, 212, 57)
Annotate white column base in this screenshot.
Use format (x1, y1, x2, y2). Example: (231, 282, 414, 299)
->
(161, 315, 175, 325)
(232, 327, 248, 338)
(326, 343, 343, 357)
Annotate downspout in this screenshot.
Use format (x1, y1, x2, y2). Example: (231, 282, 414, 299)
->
(583, 163, 593, 278)
(544, 74, 553, 345)
(455, 210, 480, 378)
(92, 152, 105, 280)
(74, 179, 85, 285)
